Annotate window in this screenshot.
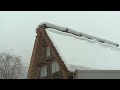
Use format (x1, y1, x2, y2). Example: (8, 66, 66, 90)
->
(41, 66, 47, 78)
(52, 61, 59, 73)
(47, 47, 51, 57)
(42, 46, 46, 57)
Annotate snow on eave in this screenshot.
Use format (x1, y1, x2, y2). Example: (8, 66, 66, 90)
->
(37, 22, 119, 48)
(66, 64, 96, 72)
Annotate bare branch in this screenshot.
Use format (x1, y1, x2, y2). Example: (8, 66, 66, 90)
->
(0, 52, 26, 79)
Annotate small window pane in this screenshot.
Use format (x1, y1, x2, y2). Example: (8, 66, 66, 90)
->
(41, 67, 44, 77)
(52, 61, 59, 73)
(55, 61, 59, 72)
(52, 62, 56, 73)
(47, 47, 50, 57)
(44, 66, 47, 76)
(41, 66, 47, 78)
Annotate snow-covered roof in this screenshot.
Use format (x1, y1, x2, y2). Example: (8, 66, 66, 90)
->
(38, 23, 120, 71)
(66, 64, 95, 72)
(37, 22, 119, 47)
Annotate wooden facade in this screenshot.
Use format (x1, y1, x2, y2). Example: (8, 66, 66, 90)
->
(27, 25, 73, 79)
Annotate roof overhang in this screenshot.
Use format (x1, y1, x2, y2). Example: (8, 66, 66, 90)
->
(37, 22, 119, 48)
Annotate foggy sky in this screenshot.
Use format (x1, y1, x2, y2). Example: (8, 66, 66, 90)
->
(0, 11, 120, 69)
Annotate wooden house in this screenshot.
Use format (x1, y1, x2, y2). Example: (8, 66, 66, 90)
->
(27, 22, 120, 79)
(27, 24, 73, 79)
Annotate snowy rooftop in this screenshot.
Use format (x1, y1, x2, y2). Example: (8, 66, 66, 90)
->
(38, 22, 120, 71)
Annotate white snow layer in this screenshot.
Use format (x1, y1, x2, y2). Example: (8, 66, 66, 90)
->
(38, 22, 119, 47)
(46, 28, 120, 71)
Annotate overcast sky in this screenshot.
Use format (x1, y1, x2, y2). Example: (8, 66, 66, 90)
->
(0, 11, 120, 69)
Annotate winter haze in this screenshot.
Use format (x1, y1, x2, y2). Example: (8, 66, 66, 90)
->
(0, 11, 120, 70)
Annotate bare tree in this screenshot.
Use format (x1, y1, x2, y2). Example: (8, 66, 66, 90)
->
(0, 52, 26, 79)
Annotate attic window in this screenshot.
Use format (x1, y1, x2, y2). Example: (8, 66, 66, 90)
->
(47, 47, 51, 57)
(41, 66, 47, 78)
(52, 61, 59, 73)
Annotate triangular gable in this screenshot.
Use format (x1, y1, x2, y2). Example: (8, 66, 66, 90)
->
(40, 27, 72, 78)
(28, 26, 72, 79)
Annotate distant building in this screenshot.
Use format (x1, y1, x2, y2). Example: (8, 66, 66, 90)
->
(74, 70, 120, 79)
